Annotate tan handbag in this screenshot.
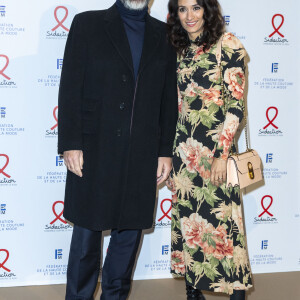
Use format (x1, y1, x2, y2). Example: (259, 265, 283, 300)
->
(216, 35, 263, 189)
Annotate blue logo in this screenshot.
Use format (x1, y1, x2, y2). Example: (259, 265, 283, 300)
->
(162, 245, 169, 255)
(1, 204, 6, 214)
(266, 153, 273, 163)
(0, 6, 6, 17)
(1, 107, 6, 118)
(223, 15, 230, 25)
(55, 249, 63, 259)
(57, 59, 63, 70)
(261, 240, 268, 250)
(56, 156, 63, 167)
(272, 63, 279, 73)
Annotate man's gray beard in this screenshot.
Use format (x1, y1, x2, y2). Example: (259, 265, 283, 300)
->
(120, 0, 149, 10)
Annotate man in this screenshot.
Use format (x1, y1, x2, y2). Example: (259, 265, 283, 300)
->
(57, 0, 178, 299)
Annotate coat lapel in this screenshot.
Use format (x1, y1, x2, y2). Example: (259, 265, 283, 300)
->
(138, 14, 161, 75)
(104, 5, 134, 74)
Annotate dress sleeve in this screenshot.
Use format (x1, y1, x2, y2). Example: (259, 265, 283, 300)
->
(214, 35, 246, 160)
(57, 14, 86, 155)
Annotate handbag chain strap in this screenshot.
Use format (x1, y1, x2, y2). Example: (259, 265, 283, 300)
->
(216, 35, 250, 153)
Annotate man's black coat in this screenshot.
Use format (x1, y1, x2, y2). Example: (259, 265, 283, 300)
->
(58, 4, 178, 231)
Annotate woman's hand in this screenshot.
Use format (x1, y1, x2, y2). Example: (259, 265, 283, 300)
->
(210, 157, 227, 187)
(166, 176, 175, 190)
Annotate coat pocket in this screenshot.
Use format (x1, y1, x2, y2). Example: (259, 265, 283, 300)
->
(82, 99, 100, 134)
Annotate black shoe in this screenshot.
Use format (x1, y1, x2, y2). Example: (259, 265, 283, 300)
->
(230, 290, 245, 300)
(186, 285, 206, 300)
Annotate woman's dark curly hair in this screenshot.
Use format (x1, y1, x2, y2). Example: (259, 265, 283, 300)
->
(167, 0, 225, 56)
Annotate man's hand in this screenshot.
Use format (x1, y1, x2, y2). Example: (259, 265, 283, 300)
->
(210, 157, 227, 187)
(63, 150, 84, 177)
(157, 157, 172, 185)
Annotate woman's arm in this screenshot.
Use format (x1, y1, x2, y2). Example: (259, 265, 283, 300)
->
(211, 34, 247, 186)
(214, 35, 246, 161)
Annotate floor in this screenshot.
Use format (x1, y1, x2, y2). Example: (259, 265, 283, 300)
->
(1, 272, 299, 300)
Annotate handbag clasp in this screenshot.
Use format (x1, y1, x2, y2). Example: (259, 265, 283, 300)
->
(247, 162, 255, 180)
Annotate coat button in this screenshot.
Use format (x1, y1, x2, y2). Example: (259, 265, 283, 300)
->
(116, 129, 122, 137)
(122, 74, 127, 82)
(120, 102, 125, 110)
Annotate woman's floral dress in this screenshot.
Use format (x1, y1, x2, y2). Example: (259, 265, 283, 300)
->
(170, 33, 253, 295)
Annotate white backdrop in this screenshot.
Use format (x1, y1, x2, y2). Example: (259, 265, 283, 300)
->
(0, 0, 299, 288)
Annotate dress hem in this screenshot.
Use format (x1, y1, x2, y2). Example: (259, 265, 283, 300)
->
(171, 273, 253, 295)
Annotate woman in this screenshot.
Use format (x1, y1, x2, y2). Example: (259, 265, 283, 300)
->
(167, 0, 253, 299)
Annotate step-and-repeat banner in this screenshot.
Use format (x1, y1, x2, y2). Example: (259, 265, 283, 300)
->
(1, 0, 299, 287)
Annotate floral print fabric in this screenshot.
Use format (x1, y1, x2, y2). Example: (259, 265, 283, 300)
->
(170, 33, 252, 294)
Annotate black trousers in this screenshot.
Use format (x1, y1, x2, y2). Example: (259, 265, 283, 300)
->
(65, 225, 142, 300)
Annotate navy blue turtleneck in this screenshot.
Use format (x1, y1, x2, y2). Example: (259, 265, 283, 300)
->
(116, 0, 147, 80)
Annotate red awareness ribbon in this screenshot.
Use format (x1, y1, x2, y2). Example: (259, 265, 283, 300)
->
(0, 154, 11, 178)
(269, 14, 285, 38)
(51, 106, 58, 130)
(51, 6, 70, 32)
(50, 201, 67, 224)
(263, 107, 279, 129)
(258, 195, 274, 217)
(0, 55, 11, 80)
(0, 249, 11, 272)
(158, 199, 172, 221)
